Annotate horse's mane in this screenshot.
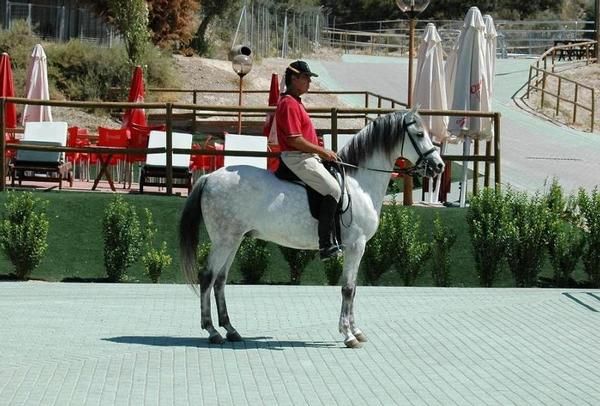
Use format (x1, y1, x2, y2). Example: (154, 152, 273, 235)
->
(338, 110, 407, 171)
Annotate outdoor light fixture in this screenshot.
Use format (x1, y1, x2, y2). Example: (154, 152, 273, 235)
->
(231, 53, 253, 134)
(395, 0, 430, 107)
(395, 0, 429, 206)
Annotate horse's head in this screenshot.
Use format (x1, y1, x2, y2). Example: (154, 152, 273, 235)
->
(397, 110, 445, 178)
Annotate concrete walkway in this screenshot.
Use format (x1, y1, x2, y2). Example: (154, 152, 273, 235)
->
(1, 282, 600, 405)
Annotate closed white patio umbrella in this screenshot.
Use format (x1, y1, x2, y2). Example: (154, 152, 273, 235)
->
(413, 23, 448, 203)
(446, 7, 492, 207)
(22, 44, 52, 124)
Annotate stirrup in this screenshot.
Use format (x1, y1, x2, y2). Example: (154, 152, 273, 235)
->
(319, 245, 342, 261)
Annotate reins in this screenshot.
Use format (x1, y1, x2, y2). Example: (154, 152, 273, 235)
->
(335, 113, 438, 177)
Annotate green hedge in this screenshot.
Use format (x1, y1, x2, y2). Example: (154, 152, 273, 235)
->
(0, 190, 591, 286)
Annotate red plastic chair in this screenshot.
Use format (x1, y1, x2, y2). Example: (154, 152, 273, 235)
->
(127, 123, 165, 164)
(190, 136, 219, 176)
(213, 142, 224, 170)
(93, 127, 130, 190)
(126, 123, 165, 188)
(4, 131, 19, 161)
(267, 143, 280, 172)
(67, 126, 93, 181)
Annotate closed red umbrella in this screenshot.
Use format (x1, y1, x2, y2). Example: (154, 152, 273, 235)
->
(122, 65, 147, 128)
(0, 52, 17, 129)
(263, 73, 279, 143)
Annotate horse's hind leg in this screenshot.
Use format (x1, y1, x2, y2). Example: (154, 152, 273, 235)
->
(339, 237, 367, 348)
(200, 240, 240, 344)
(199, 270, 224, 344)
(213, 248, 243, 342)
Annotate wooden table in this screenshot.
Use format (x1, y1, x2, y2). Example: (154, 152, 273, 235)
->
(91, 148, 125, 192)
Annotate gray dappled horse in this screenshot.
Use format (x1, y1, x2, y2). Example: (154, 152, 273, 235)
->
(179, 110, 445, 348)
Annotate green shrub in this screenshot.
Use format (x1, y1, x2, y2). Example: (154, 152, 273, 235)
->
(238, 237, 270, 284)
(0, 21, 39, 96)
(362, 208, 397, 285)
(577, 188, 600, 288)
(102, 195, 143, 282)
(504, 191, 550, 287)
(324, 255, 344, 286)
(196, 241, 212, 271)
(467, 187, 509, 287)
(544, 180, 583, 287)
(392, 207, 431, 286)
(430, 213, 456, 287)
(45, 40, 175, 102)
(141, 209, 172, 283)
(143, 242, 172, 283)
(279, 246, 315, 285)
(0, 192, 49, 279)
(547, 220, 584, 287)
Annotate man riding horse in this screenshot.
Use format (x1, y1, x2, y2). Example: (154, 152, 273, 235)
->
(275, 60, 343, 261)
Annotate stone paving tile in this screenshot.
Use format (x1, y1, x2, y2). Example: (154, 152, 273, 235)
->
(1, 283, 599, 405)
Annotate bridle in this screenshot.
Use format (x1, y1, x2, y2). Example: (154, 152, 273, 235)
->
(337, 112, 438, 176)
(398, 112, 438, 176)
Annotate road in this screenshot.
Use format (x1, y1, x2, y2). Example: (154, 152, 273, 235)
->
(308, 54, 600, 196)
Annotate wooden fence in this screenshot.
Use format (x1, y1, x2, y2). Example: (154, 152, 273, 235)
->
(1, 97, 501, 197)
(526, 40, 597, 132)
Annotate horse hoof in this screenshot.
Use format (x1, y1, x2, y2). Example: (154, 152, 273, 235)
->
(208, 333, 225, 345)
(226, 331, 243, 342)
(344, 337, 362, 349)
(354, 332, 368, 343)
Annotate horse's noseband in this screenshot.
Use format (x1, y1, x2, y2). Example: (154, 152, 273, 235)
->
(400, 113, 438, 176)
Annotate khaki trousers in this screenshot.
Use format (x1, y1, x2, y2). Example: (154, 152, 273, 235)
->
(281, 152, 341, 201)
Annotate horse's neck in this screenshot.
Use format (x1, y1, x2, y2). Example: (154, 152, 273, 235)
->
(351, 151, 395, 215)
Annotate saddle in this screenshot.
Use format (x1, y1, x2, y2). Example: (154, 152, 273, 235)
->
(274, 158, 344, 244)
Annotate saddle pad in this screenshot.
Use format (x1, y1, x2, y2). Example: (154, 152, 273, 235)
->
(274, 158, 343, 222)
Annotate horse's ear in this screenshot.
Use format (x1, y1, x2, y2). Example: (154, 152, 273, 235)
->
(410, 105, 419, 115)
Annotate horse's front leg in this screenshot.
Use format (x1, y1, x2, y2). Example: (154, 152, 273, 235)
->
(339, 237, 367, 348)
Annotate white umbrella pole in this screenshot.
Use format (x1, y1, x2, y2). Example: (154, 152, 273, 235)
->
(459, 137, 470, 207)
(433, 142, 447, 203)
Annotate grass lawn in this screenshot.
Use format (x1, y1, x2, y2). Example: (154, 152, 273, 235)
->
(0, 190, 586, 286)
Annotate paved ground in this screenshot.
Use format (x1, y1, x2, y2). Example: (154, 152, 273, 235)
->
(1, 282, 600, 405)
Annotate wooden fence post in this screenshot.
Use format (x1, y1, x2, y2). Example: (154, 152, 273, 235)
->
(0, 99, 5, 191)
(573, 85, 579, 124)
(166, 103, 173, 195)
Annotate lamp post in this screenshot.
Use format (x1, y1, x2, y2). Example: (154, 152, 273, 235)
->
(395, 0, 430, 107)
(395, 0, 429, 206)
(232, 54, 253, 134)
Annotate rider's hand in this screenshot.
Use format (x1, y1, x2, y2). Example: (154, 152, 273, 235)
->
(319, 149, 338, 162)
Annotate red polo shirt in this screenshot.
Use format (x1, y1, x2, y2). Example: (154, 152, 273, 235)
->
(275, 94, 318, 151)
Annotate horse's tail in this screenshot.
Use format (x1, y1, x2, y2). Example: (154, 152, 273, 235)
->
(179, 175, 208, 293)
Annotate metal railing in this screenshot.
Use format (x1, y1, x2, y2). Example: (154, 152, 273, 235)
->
(1, 97, 501, 196)
(526, 40, 597, 132)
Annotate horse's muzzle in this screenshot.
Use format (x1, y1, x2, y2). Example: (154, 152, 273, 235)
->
(424, 158, 445, 178)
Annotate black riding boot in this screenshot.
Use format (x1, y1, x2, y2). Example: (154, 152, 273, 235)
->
(319, 195, 342, 260)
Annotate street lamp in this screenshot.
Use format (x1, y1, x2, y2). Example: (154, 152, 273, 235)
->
(232, 53, 253, 134)
(395, 0, 429, 206)
(395, 0, 430, 107)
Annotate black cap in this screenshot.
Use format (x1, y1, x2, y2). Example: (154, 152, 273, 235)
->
(287, 60, 318, 77)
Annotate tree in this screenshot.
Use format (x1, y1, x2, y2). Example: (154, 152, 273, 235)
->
(79, 0, 199, 50)
(147, 0, 199, 48)
(321, 0, 565, 24)
(191, 0, 235, 55)
(107, 0, 150, 64)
